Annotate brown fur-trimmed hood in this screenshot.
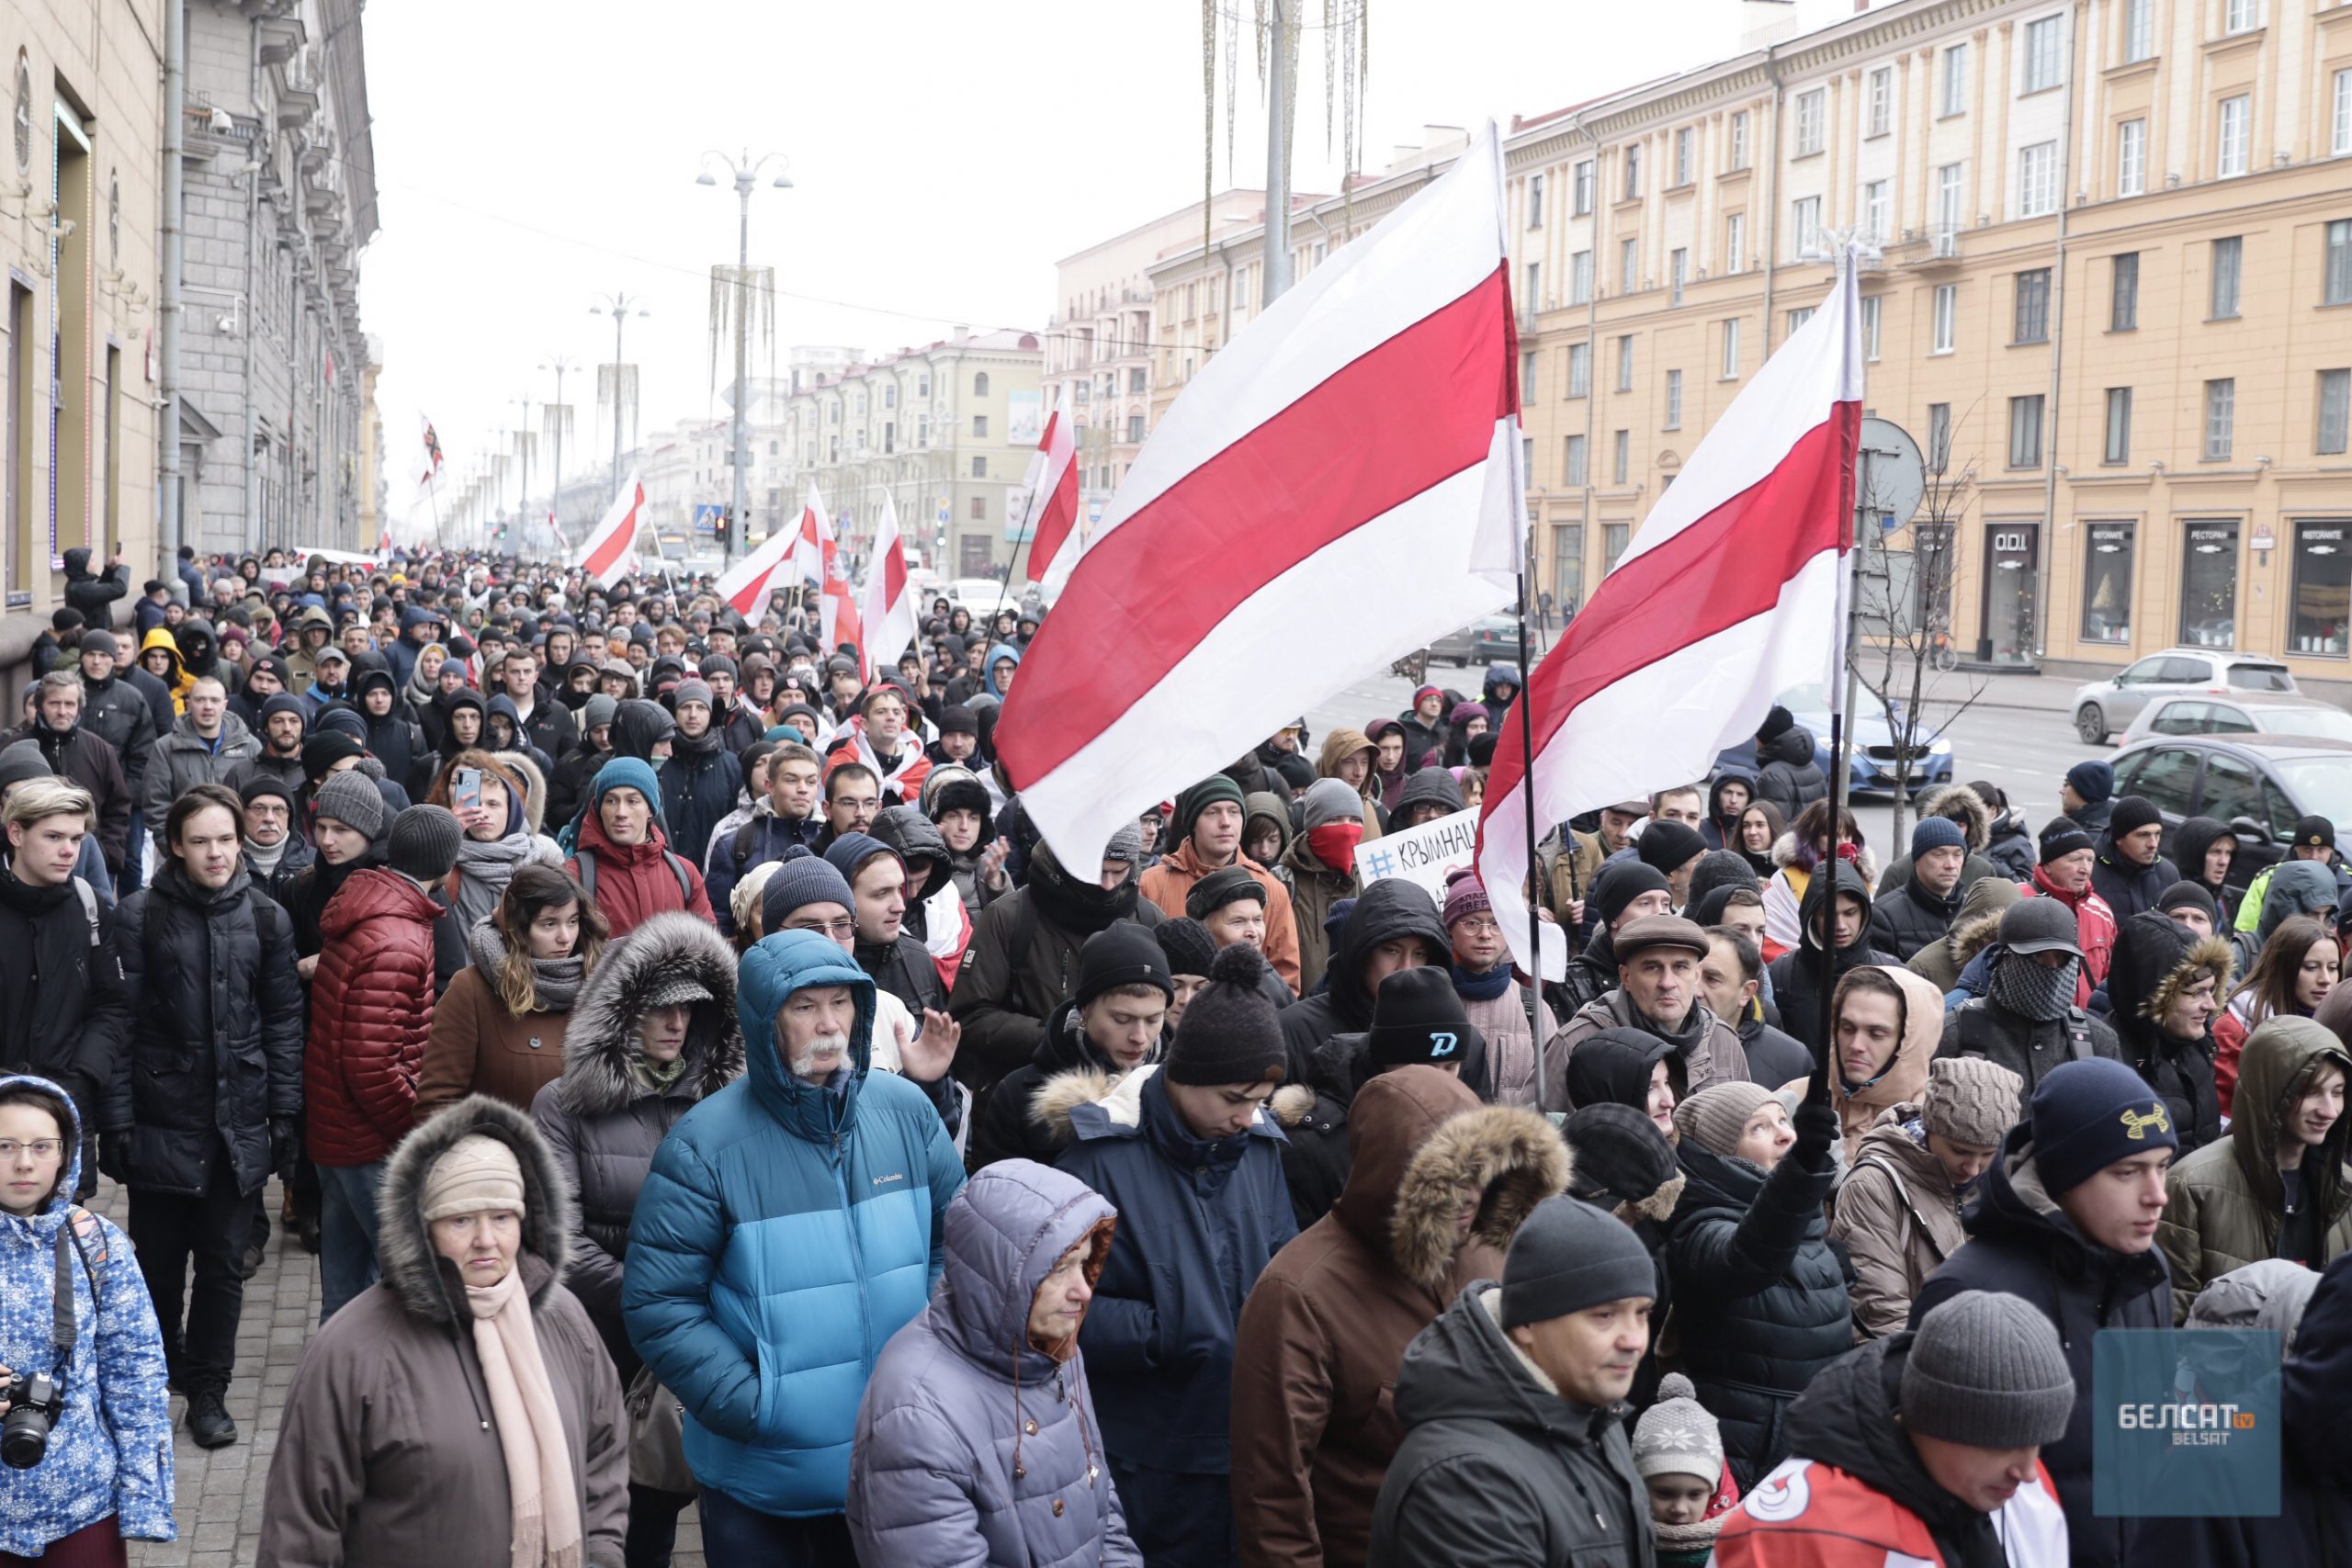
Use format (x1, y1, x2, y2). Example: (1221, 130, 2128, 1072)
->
(1948, 909, 2008, 970)
(376, 1094, 571, 1323)
(1914, 784, 1992, 853)
(553, 911, 744, 1120)
(1768, 829, 1882, 891)
(2144, 933, 2234, 1025)
(1387, 1102, 1572, 1291)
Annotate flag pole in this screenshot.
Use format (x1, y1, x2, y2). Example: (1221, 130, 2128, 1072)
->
(1813, 251, 1867, 1105)
(988, 464, 1048, 640)
(1513, 539, 1548, 1108)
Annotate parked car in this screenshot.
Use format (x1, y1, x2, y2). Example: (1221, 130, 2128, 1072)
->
(1429, 615, 1527, 667)
(2109, 733, 2352, 895)
(1713, 682, 1956, 799)
(2118, 692, 2352, 748)
(2071, 649, 2298, 745)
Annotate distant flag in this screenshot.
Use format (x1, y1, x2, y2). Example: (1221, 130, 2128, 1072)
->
(792, 481, 831, 592)
(715, 522, 797, 619)
(1023, 391, 1083, 594)
(416, 413, 445, 488)
(861, 494, 918, 674)
(574, 468, 646, 590)
(822, 526, 862, 658)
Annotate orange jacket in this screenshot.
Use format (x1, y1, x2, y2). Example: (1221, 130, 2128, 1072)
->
(1138, 839, 1301, 993)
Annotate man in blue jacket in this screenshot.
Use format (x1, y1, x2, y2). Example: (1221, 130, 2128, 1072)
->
(1057, 942, 1299, 1567)
(623, 927, 966, 1562)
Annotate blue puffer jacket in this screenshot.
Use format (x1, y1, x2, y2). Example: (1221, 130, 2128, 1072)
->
(0, 1075, 175, 1556)
(848, 1160, 1142, 1568)
(622, 931, 966, 1517)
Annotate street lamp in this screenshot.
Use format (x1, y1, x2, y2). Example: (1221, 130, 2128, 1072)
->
(698, 149, 793, 563)
(539, 353, 578, 539)
(588, 291, 651, 487)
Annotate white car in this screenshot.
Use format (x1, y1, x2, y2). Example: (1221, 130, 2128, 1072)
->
(2119, 692, 2352, 747)
(2070, 648, 2297, 745)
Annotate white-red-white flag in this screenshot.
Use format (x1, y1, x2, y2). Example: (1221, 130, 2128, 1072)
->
(792, 481, 831, 593)
(1023, 392, 1083, 593)
(573, 469, 646, 590)
(998, 121, 1521, 868)
(1476, 252, 1865, 979)
(861, 495, 918, 675)
(416, 413, 446, 489)
(715, 522, 797, 620)
(822, 527, 862, 659)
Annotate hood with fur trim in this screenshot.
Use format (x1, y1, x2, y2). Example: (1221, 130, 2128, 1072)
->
(1768, 829, 1882, 891)
(1912, 784, 1992, 854)
(554, 912, 743, 1119)
(493, 748, 552, 835)
(375, 1094, 572, 1323)
(1387, 1101, 1567, 1289)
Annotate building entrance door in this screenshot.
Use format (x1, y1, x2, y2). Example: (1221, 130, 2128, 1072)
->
(1980, 522, 2039, 665)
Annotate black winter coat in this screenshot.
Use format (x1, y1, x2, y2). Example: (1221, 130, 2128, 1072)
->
(1275, 877, 1452, 1083)
(1866, 876, 1960, 963)
(115, 865, 303, 1197)
(2093, 840, 2181, 922)
(1663, 1141, 1849, 1490)
(1753, 726, 1827, 823)
(1984, 813, 2039, 881)
(701, 805, 823, 936)
(855, 931, 947, 1021)
(1938, 994, 2121, 1096)
(968, 999, 1145, 1170)
(654, 734, 741, 868)
(2106, 911, 2227, 1154)
(546, 742, 610, 842)
(61, 547, 128, 627)
(14, 721, 132, 874)
(0, 863, 132, 1141)
(1914, 1128, 2170, 1568)
(1368, 1283, 1653, 1568)
(1765, 862, 1897, 1054)
(77, 671, 157, 791)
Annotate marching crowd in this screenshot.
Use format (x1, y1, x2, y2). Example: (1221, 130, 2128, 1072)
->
(0, 543, 2348, 1566)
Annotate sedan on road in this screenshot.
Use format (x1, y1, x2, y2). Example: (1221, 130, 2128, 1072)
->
(1428, 615, 1528, 667)
(2070, 648, 2298, 745)
(1714, 682, 1956, 799)
(2109, 732, 2352, 894)
(2118, 693, 2352, 748)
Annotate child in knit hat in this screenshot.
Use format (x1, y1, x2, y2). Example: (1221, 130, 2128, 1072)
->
(1633, 1372, 1740, 1566)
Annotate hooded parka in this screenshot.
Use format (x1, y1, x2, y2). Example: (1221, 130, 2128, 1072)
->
(1829, 1103, 1976, 1339)
(1752, 723, 1827, 823)
(2107, 911, 2231, 1155)
(1830, 966, 1944, 1162)
(1765, 860, 1899, 1055)
(1276, 878, 1450, 1084)
(1905, 875, 2019, 994)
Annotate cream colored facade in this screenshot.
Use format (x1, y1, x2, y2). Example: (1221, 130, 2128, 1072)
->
(2, 0, 165, 662)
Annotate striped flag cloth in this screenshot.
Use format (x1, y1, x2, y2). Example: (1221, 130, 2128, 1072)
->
(861, 494, 918, 674)
(574, 469, 645, 590)
(1023, 392, 1083, 593)
(997, 121, 1521, 870)
(715, 522, 796, 619)
(1476, 253, 1865, 977)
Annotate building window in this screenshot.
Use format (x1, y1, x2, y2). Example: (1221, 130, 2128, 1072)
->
(2204, 378, 2236, 460)
(1623, 144, 1643, 199)
(1612, 430, 1631, 485)
(2224, 0, 2258, 34)
(2212, 235, 2243, 319)
(970, 456, 986, 478)
(1788, 306, 1815, 335)
(1616, 335, 1634, 393)
(917, 374, 931, 397)
(2124, 0, 2154, 62)
(1564, 434, 1589, 486)
(1868, 67, 1893, 136)
(1665, 368, 1684, 429)
(2327, 220, 2352, 305)
(2323, 368, 2352, 455)
(1721, 318, 1741, 379)
(970, 495, 988, 521)
(2105, 388, 2133, 463)
(1670, 248, 1688, 304)
(1936, 162, 1964, 233)
(2008, 394, 2045, 468)
(1573, 158, 1595, 214)
(1570, 250, 1594, 305)
(2015, 268, 2052, 343)
(1527, 173, 1544, 227)
(1553, 524, 1584, 608)
(2218, 95, 2250, 178)
(1796, 88, 1826, 155)
(1524, 261, 1543, 310)
(972, 414, 989, 438)
(2111, 253, 2140, 330)
(1862, 296, 1883, 360)
(1521, 348, 1539, 400)
(1604, 523, 1630, 572)
(2294, 522, 2352, 655)
(2335, 70, 2352, 156)
(2119, 118, 2147, 197)
(2023, 15, 2066, 94)
(1942, 43, 1969, 117)
(1862, 180, 1889, 243)
(1621, 238, 1640, 296)
(973, 372, 989, 396)
(1234, 268, 1251, 310)
(1129, 367, 1146, 394)
(2018, 141, 2059, 217)
(2083, 522, 2135, 643)
(1568, 342, 1591, 398)
(1126, 413, 1145, 443)
(1725, 212, 1747, 273)
(1730, 110, 1751, 171)
(2182, 521, 2240, 644)
(1792, 196, 1822, 259)
(1927, 402, 1952, 472)
(1674, 128, 1694, 186)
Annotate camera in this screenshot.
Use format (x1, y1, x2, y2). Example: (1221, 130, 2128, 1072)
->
(0, 1371, 64, 1468)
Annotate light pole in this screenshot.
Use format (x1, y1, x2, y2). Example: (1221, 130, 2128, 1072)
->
(697, 150, 792, 564)
(509, 391, 537, 547)
(589, 291, 651, 488)
(540, 353, 577, 539)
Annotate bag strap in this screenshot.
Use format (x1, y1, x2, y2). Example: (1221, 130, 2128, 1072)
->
(1858, 1155, 1949, 1267)
(665, 852, 693, 904)
(574, 852, 596, 905)
(72, 877, 98, 947)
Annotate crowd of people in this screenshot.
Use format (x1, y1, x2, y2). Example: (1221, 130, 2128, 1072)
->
(0, 544, 2346, 1565)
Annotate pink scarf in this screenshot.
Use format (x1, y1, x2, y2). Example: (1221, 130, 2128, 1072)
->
(466, 1269, 582, 1568)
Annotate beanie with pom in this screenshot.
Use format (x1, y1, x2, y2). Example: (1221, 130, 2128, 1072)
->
(1164, 943, 1288, 1086)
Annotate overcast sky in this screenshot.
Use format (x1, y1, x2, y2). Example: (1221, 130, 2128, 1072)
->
(360, 0, 1852, 526)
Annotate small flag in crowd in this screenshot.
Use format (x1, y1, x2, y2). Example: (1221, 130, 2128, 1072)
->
(1023, 392, 1083, 594)
(574, 469, 646, 590)
(416, 413, 445, 489)
(862, 494, 918, 674)
(716, 521, 797, 619)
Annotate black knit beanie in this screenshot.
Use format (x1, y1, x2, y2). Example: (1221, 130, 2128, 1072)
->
(1075, 923, 1173, 1008)
(1165, 944, 1287, 1086)
(1593, 861, 1672, 928)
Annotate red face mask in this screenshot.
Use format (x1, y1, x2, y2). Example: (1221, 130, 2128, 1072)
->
(1306, 821, 1364, 873)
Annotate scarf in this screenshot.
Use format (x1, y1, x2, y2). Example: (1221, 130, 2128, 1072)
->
(464, 1267, 582, 1568)
(452, 833, 545, 929)
(628, 1053, 689, 1094)
(244, 835, 288, 877)
(1451, 961, 1513, 1001)
(1306, 821, 1363, 874)
(1986, 951, 2079, 1022)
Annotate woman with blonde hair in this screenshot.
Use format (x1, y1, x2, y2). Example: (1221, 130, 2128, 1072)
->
(416, 863, 605, 1119)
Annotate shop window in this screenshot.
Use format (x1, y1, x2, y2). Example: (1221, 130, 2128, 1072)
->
(2082, 522, 2133, 643)
(2179, 520, 2240, 648)
(2290, 520, 2352, 657)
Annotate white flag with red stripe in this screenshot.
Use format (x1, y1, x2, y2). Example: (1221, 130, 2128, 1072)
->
(715, 521, 797, 620)
(573, 468, 645, 590)
(998, 121, 1521, 869)
(861, 494, 918, 674)
(1476, 253, 1865, 977)
(1023, 393, 1084, 593)
(792, 481, 831, 593)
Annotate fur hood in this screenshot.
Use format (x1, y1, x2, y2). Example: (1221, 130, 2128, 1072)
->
(553, 911, 744, 1120)
(1387, 1102, 1570, 1291)
(376, 1094, 572, 1324)
(1947, 909, 2008, 970)
(493, 748, 551, 834)
(1027, 1062, 1156, 1143)
(1768, 829, 1881, 891)
(1912, 784, 1992, 854)
(2143, 933, 2234, 1026)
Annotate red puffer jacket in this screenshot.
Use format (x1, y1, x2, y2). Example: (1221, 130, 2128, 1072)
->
(305, 867, 439, 1165)
(563, 809, 714, 940)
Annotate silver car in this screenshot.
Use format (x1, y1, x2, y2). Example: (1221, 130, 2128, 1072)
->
(2071, 648, 2297, 745)
(2119, 692, 2352, 747)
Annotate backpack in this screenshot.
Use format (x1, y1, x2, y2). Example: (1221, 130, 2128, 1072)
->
(573, 845, 694, 908)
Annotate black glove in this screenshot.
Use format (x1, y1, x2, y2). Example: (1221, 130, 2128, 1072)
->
(1792, 1098, 1841, 1173)
(95, 1134, 129, 1185)
(269, 1118, 302, 1179)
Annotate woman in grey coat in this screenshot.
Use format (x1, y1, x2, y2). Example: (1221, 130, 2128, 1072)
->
(528, 910, 741, 1568)
(848, 1158, 1141, 1568)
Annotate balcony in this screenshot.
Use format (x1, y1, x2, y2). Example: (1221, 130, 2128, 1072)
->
(1895, 223, 1963, 271)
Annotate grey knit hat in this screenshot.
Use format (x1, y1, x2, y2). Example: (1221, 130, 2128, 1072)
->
(1921, 1057, 2023, 1149)
(1633, 1372, 1724, 1482)
(1671, 1081, 1777, 1161)
(1300, 777, 1364, 830)
(581, 694, 618, 732)
(311, 770, 388, 842)
(386, 805, 463, 884)
(1102, 820, 1145, 866)
(673, 678, 713, 709)
(1498, 1194, 1658, 1329)
(1900, 1290, 2075, 1449)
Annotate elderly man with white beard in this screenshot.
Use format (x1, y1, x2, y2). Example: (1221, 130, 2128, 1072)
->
(624, 927, 967, 1561)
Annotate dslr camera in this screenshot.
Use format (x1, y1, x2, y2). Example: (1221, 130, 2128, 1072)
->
(0, 1371, 65, 1468)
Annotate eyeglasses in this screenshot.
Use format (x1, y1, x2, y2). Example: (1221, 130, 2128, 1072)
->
(784, 917, 858, 940)
(1454, 917, 1503, 936)
(0, 1140, 64, 1160)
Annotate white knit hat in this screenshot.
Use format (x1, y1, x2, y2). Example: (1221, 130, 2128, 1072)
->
(1632, 1373, 1724, 1483)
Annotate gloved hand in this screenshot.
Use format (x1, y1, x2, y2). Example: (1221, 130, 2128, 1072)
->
(96, 1134, 129, 1185)
(1792, 1098, 1841, 1174)
(269, 1118, 302, 1179)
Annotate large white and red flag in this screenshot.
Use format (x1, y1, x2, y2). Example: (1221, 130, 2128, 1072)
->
(998, 121, 1521, 868)
(715, 521, 797, 619)
(861, 494, 918, 674)
(573, 468, 646, 590)
(1476, 254, 1864, 977)
(1022, 392, 1084, 593)
(415, 413, 445, 488)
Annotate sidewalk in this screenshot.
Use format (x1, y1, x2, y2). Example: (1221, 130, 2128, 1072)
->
(1910, 667, 2083, 716)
